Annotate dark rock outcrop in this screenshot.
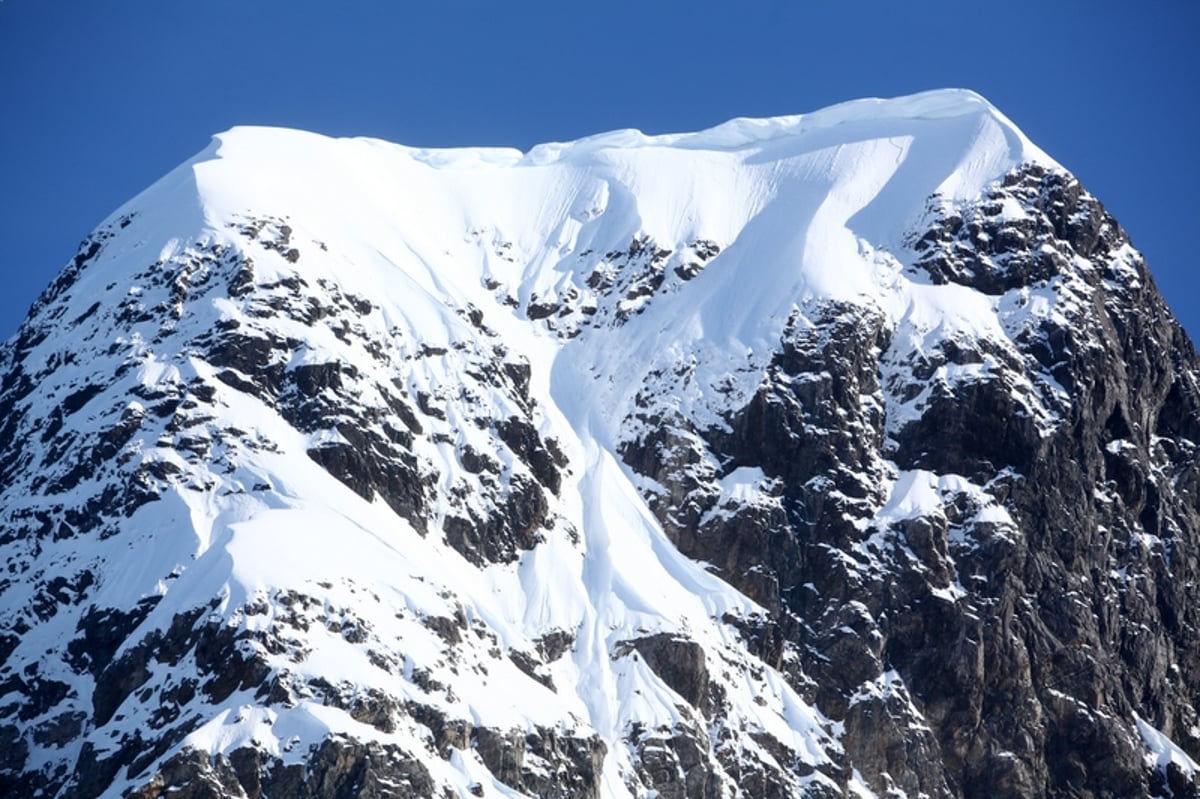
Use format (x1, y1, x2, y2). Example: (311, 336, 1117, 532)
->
(1, 127, 1197, 799)
(620, 164, 1200, 797)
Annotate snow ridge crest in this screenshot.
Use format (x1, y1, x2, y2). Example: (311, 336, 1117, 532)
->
(1, 91, 1197, 799)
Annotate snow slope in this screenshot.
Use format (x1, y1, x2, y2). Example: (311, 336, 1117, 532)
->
(3, 88, 1192, 798)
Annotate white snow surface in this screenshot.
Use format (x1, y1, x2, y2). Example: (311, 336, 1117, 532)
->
(2, 89, 1078, 798)
(1137, 715, 1200, 787)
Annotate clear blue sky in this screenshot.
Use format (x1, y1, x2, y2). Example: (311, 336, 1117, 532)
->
(1, 1, 1196, 341)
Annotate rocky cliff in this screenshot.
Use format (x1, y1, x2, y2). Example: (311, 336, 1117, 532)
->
(0, 90, 1197, 798)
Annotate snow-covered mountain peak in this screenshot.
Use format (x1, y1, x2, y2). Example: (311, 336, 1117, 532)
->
(2, 91, 1198, 799)
(104, 88, 1052, 262)
(78, 88, 1059, 358)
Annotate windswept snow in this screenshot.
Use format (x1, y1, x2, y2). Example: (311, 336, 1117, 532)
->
(0, 89, 1090, 798)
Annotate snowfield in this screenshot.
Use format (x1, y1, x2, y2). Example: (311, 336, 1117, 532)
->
(1, 88, 1194, 798)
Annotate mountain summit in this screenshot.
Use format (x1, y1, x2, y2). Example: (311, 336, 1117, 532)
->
(2, 89, 1198, 798)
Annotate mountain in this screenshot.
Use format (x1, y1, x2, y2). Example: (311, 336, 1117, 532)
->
(1, 89, 1198, 799)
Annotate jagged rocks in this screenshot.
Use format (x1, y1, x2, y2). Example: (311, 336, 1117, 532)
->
(443, 474, 550, 564)
(513, 234, 723, 338)
(615, 163, 1200, 797)
(129, 723, 603, 799)
(472, 726, 606, 799)
(629, 725, 719, 799)
(128, 739, 437, 799)
(2, 106, 1199, 799)
(626, 634, 710, 710)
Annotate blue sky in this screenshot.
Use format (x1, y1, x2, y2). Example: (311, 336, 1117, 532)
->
(1, 1, 1196, 340)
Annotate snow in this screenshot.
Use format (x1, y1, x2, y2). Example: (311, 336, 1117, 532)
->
(1136, 715, 1200, 787)
(872, 470, 1015, 531)
(0, 88, 1080, 797)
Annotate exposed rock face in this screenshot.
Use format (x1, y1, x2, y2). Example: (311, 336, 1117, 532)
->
(0, 96, 1197, 798)
(124, 739, 437, 799)
(618, 164, 1200, 797)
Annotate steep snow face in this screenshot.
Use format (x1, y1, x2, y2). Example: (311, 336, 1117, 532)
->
(170, 88, 1053, 443)
(194, 87, 1046, 324)
(2, 89, 1196, 799)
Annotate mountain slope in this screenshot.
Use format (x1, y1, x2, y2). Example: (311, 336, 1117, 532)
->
(1, 89, 1198, 798)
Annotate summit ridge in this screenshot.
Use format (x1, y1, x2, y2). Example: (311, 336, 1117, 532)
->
(1, 91, 1197, 798)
